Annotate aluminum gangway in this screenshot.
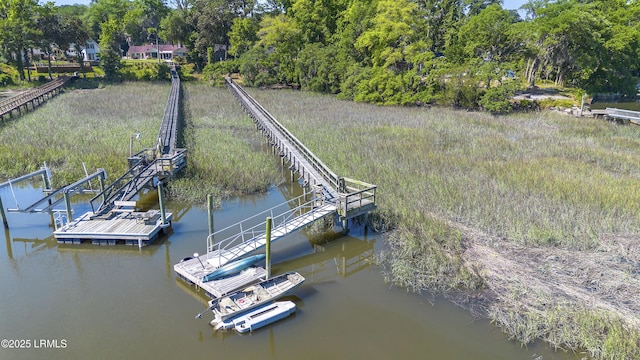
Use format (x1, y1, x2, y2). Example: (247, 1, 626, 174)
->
(173, 189, 336, 296)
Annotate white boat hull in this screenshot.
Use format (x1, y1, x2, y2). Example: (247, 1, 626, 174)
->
(214, 301, 297, 332)
(209, 272, 305, 323)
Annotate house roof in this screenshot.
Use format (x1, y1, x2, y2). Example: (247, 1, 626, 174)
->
(127, 44, 187, 54)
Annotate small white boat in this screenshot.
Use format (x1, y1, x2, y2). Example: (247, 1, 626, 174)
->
(209, 272, 305, 327)
(215, 301, 297, 332)
(235, 301, 297, 333)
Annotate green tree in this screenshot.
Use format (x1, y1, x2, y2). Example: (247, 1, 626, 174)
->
(296, 43, 340, 93)
(98, 18, 122, 80)
(453, 4, 518, 88)
(291, 0, 347, 45)
(60, 15, 91, 78)
(124, 0, 169, 45)
(159, 9, 191, 46)
(254, 13, 302, 84)
(188, 0, 255, 68)
(0, 0, 40, 81)
(37, 3, 62, 80)
(416, 0, 464, 54)
(228, 17, 260, 58)
(85, 0, 130, 39)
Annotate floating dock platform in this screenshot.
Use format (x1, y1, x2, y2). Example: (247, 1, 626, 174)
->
(174, 254, 266, 299)
(53, 210, 172, 246)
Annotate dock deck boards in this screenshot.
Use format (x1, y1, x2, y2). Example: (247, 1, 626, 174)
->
(53, 210, 172, 245)
(174, 256, 266, 298)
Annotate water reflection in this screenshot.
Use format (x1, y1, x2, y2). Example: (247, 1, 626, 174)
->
(0, 172, 581, 360)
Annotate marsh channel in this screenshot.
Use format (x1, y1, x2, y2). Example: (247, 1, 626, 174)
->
(0, 161, 583, 359)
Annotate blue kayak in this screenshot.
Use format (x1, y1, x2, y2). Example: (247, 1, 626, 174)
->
(202, 254, 266, 283)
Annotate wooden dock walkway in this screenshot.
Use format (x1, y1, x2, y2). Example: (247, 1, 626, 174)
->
(0, 76, 72, 121)
(52, 66, 186, 245)
(175, 79, 378, 298)
(225, 78, 377, 221)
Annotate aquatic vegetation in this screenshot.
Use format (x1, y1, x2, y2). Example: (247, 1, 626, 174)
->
(169, 83, 281, 205)
(0, 82, 167, 185)
(244, 88, 640, 359)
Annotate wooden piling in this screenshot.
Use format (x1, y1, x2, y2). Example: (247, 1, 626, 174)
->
(0, 195, 7, 228)
(265, 216, 272, 280)
(64, 192, 72, 223)
(207, 194, 214, 249)
(158, 182, 167, 226)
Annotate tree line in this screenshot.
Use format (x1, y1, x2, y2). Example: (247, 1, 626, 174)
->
(1, 0, 639, 111)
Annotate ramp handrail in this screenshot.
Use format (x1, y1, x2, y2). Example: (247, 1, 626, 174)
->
(606, 107, 640, 120)
(226, 78, 340, 191)
(89, 160, 154, 214)
(205, 188, 331, 264)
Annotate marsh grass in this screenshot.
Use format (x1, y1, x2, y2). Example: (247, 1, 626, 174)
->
(0, 82, 168, 186)
(0, 82, 281, 206)
(244, 88, 640, 358)
(167, 83, 281, 205)
(246, 89, 640, 249)
(490, 303, 640, 359)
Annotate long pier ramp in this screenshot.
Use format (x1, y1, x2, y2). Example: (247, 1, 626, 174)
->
(53, 68, 186, 245)
(174, 78, 377, 298)
(0, 76, 72, 121)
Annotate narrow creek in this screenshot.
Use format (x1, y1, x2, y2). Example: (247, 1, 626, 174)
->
(0, 166, 583, 359)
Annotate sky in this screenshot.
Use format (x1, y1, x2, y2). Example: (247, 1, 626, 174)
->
(53, 0, 531, 9)
(503, 0, 529, 10)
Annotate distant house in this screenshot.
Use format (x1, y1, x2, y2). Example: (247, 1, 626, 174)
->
(81, 40, 100, 62)
(66, 40, 100, 62)
(126, 44, 188, 61)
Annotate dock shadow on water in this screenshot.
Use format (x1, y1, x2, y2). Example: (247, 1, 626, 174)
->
(0, 179, 582, 360)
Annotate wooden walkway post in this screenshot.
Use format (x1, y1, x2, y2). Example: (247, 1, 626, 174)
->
(0, 195, 7, 228)
(265, 216, 272, 280)
(158, 182, 167, 226)
(207, 194, 214, 249)
(64, 192, 72, 223)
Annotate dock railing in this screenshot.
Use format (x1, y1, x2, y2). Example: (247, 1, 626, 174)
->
(605, 108, 640, 122)
(226, 78, 340, 191)
(205, 189, 331, 264)
(226, 78, 377, 219)
(337, 177, 377, 219)
(0, 77, 71, 119)
(156, 66, 181, 155)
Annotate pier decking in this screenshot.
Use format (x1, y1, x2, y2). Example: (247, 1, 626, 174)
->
(0, 76, 72, 121)
(175, 262, 267, 298)
(52, 67, 185, 245)
(54, 210, 172, 246)
(175, 79, 378, 299)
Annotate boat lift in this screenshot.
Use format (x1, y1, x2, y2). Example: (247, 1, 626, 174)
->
(0, 165, 107, 229)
